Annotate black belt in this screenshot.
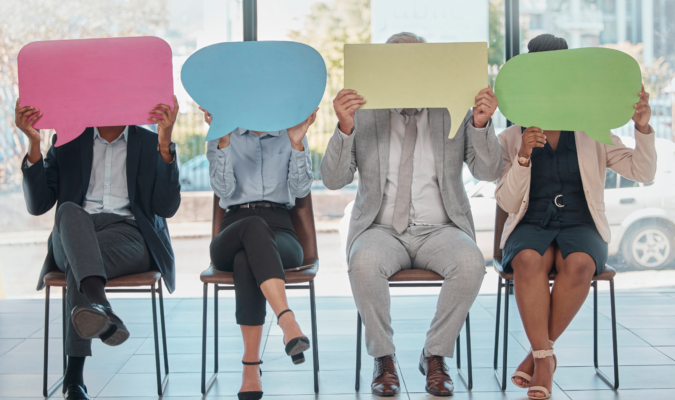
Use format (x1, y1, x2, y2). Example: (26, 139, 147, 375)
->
(529, 193, 586, 229)
(227, 201, 286, 212)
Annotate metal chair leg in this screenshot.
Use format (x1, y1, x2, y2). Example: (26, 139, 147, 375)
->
(62, 288, 66, 374)
(202, 283, 218, 395)
(456, 313, 472, 390)
(594, 279, 620, 389)
(43, 285, 65, 398)
(309, 280, 319, 393)
(493, 278, 509, 391)
(158, 279, 169, 376)
(214, 284, 219, 374)
(150, 283, 167, 395)
(355, 311, 362, 391)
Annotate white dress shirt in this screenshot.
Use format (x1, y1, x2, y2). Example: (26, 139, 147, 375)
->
(25, 127, 133, 218)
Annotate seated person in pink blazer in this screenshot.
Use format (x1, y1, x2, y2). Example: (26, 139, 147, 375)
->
(495, 34, 657, 400)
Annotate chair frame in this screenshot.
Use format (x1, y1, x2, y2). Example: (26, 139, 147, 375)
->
(200, 194, 320, 395)
(42, 277, 170, 397)
(200, 275, 320, 394)
(491, 204, 619, 391)
(354, 279, 473, 392)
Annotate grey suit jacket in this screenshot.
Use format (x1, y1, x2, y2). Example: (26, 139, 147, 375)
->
(320, 108, 503, 259)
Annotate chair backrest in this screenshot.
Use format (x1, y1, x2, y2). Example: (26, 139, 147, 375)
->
(492, 203, 509, 263)
(211, 194, 319, 266)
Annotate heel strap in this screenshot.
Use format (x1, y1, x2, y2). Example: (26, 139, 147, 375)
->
(532, 349, 554, 359)
(277, 309, 293, 323)
(242, 360, 263, 365)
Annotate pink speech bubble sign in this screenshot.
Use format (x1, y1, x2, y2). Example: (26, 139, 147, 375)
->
(18, 36, 174, 146)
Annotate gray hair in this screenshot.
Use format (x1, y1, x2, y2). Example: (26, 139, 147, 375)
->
(385, 32, 427, 44)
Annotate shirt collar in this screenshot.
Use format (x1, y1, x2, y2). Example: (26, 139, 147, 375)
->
(240, 128, 281, 137)
(393, 108, 424, 114)
(93, 126, 129, 144)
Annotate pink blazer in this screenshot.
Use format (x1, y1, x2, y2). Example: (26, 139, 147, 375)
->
(495, 125, 657, 248)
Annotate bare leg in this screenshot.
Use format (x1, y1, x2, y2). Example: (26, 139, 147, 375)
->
(548, 250, 596, 342)
(526, 250, 595, 398)
(259, 278, 305, 345)
(511, 246, 555, 388)
(240, 325, 263, 393)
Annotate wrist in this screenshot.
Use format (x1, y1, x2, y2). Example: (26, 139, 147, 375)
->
(290, 140, 305, 151)
(635, 123, 650, 135)
(339, 121, 354, 135)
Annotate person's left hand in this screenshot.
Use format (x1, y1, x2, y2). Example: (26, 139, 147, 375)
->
(287, 108, 318, 151)
(632, 84, 651, 134)
(473, 85, 498, 128)
(150, 95, 180, 146)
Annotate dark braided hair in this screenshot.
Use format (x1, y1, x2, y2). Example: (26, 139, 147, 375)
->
(528, 34, 568, 53)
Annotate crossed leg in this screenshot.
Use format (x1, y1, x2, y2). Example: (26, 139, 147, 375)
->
(511, 245, 595, 398)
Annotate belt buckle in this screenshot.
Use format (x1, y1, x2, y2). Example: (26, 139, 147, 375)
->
(554, 195, 564, 208)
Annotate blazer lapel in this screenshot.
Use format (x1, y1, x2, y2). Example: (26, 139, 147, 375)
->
(126, 126, 142, 205)
(79, 128, 94, 204)
(430, 109, 445, 191)
(375, 109, 390, 193)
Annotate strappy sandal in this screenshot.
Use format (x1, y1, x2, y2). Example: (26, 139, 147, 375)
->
(277, 309, 310, 365)
(528, 349, 556, 400)
(511, 340, 555, 388)
(238, 360, 263, 400)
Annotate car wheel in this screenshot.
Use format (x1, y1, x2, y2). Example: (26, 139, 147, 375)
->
(621, 221, 675, 270)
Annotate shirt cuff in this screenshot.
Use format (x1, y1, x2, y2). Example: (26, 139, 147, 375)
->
(25, 158, 35, 168)
(512, 155, 531, 172)
(470, 117, 491, 131)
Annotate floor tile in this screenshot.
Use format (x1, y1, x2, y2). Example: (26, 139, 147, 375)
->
(565, 388, 675, 399)
(0, 339, 23, 356)
(630, 329, 675, 346)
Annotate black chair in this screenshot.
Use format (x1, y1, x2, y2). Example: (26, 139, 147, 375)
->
(200, 194, 320, 394)
(355, 269, 473, 391)
(42, 271, 169, 397)
(491, 204, 619, 390)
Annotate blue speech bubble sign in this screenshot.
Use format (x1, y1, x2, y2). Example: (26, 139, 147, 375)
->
(181, 41, 327, 141)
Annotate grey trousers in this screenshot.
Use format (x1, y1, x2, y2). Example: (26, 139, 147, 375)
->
(52, 202, 151, 357)
(348, 223, 485, 358)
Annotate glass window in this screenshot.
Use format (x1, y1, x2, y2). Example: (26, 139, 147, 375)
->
(605, 169, 618, 189)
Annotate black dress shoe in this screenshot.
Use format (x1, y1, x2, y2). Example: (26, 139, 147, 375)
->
(71, 304, 129, 346)
(63, 384, 89, 400)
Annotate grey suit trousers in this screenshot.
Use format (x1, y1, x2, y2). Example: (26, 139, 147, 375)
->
(349, 223, 485, 358)
(52, 202, 151, 357)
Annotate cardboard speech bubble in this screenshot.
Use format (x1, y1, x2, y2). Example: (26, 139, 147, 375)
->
(344, 42, 488, 138)
(495, 47, 641, 145)
(18, 36, 174, 147)
(180, 41, 327, 141)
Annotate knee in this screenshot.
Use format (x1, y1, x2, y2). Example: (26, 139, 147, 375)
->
(439, 246, 485, 283)
(55, 202, 84, 224)
(348, 248, 391, 280)
(512, 250, 547, 275)
(557, 259, 595, 284)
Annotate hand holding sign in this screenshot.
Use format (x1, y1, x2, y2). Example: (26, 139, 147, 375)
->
(495, 47, 642, 144)
(344, 42, 488, 138)
(18, 36, 174, 146)
(181, 41, 327, 141)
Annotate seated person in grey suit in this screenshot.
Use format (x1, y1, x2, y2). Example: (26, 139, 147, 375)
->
(15, 97, 180, 400)
(320, 32, 502, 397)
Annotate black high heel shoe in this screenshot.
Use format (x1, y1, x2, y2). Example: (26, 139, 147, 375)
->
(277, 309, 310, 365)
(238, 360, 263, 400)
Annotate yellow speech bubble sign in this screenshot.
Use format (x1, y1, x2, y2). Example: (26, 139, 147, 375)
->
(344, 42, 488, 138)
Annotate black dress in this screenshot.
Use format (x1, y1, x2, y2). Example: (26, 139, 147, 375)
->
(502, 131, 608, 275)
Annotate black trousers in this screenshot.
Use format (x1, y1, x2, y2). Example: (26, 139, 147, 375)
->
(52, 202, 151, 357)
(210, 207, 304, 326)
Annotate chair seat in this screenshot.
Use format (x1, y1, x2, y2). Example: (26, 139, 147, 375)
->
(493, 260, 616, 281)
(388, 269, 443, 282)
(201, 260, 319, 285)
(43, 271, 162, 288)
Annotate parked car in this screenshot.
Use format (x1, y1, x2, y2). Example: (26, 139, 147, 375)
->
(340, 137, 675, 270)
(179, 154, 211, 192)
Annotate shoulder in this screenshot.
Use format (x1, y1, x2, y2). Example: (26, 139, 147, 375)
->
(133, 125, 159, 141)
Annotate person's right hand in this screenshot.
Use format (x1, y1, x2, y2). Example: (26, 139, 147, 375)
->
(333, 89, 366, 135)
(15, 99, 42, 143)
(519, 127, 546, 159)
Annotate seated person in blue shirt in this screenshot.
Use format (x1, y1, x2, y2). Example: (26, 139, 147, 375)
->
(15, 97, 181, 400)
(201, 107, 316, 400)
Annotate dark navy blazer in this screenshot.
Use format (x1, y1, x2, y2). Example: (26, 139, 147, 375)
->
(22, 126, 181, 292)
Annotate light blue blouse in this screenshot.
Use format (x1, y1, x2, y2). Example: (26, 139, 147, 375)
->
(207, 128, 313, 210)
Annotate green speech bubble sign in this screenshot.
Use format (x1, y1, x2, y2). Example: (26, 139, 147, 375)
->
(495, 47, 641, 145)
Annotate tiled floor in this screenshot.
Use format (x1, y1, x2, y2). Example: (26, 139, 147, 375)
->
(1, 288, 675, 399)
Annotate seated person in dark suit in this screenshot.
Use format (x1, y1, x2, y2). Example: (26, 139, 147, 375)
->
(15, 97, 181, 400)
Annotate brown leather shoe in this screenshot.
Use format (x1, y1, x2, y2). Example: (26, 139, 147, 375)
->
(371, 355, 400, 397)
(419, 349, 454, 396)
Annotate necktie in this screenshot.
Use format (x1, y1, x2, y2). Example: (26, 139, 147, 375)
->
(392, 108, 418, 234)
